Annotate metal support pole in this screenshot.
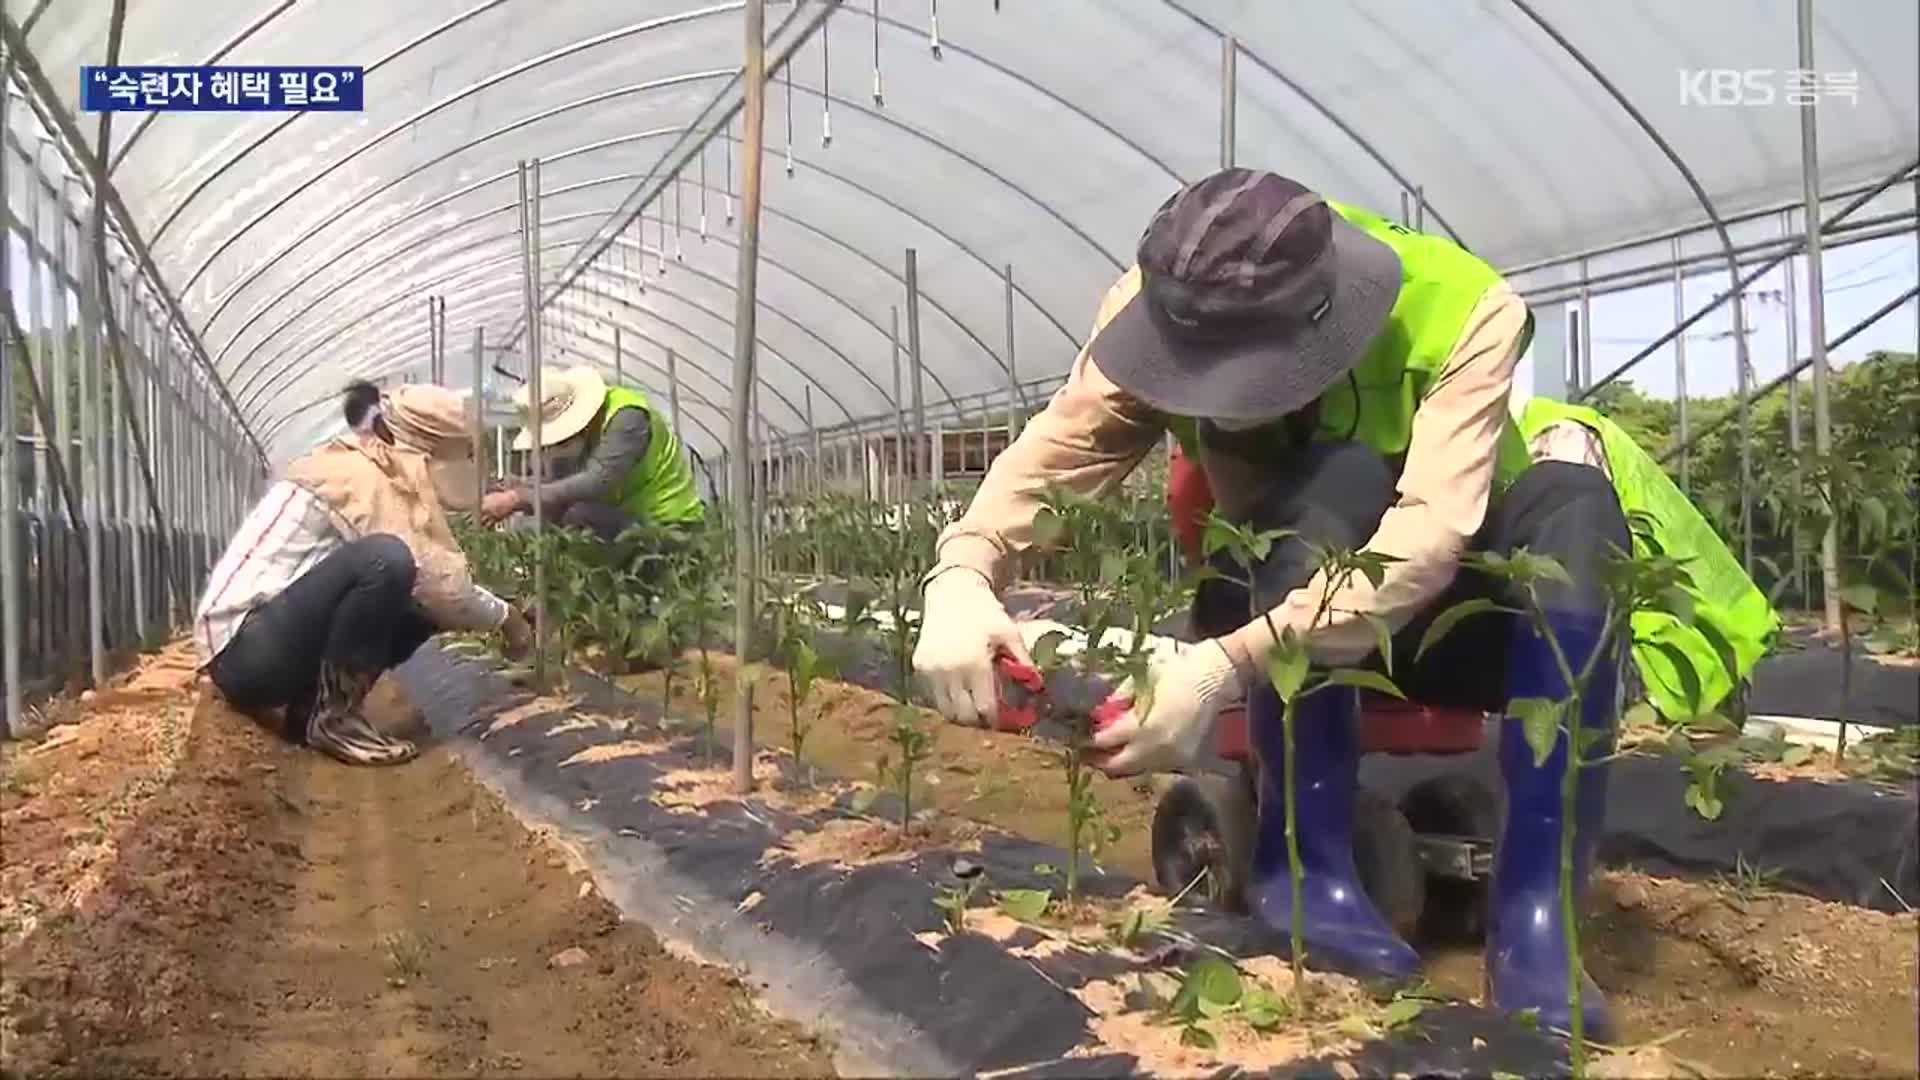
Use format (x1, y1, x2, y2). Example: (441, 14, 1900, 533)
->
(1797, 0, 1840, 633)
(1413, 185, 1425, 232)
(1577, 258, 1592, 391)
(472, 325, 486, 509)
(1, 42, 20, 733)
(730, 0, 769, 796)
(807, 385, 822, 503)
(518, 159, 548, 686)
(1672, 243, 1690, 494)
(666, 347, 683, 450)
(1004, 263, 1018, 445)
(904, 249, 926, 495)
(1782, 216, 1804, 603)
(613, 325, 623, 386)
(1219, 34, 1236, 170)
(79, 213, 107, 687)
(889, 305, 905, 509)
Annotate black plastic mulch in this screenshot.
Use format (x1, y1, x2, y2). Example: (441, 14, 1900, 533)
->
(393, 644, 1572, 1078)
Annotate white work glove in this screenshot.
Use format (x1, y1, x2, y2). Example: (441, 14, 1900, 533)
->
(913, 568, 1031, 727)
(1087, 639, 1243, 778)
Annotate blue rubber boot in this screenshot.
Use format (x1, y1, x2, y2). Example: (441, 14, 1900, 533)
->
(1245, 683, 1422, 981)
(1486, 611, 1620, 1043)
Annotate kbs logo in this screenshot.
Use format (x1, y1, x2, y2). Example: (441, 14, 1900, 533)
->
(1678, 68, 1859, 107)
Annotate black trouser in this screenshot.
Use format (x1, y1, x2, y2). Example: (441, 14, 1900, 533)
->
(1190, 442, 1629, 712)
(209, 534, 436, 738)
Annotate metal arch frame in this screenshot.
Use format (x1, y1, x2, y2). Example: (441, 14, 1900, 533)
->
(169, 5, 743, 297)
(141, 0, 521, 245)
(598, 233, 952, 409)
(218, 140, 1063, 410)
(257, 315, 737, 456)
(194, 79, 731, 338)
(229, 207, 876, 430)
(1162, 1, 1469, 247)
(236, 244, 798, 433)
(108, 0, 299, 172)
(0, 20, 268, 464)
(221, 187, 925, 421)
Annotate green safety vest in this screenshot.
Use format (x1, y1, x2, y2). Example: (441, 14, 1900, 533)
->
(602, 385, 704, 526)
(1163, 201, 1773, 720)
(1517, 398, 1777, 722)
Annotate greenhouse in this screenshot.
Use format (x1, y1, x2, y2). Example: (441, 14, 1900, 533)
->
(2, 1, 1916, 1076)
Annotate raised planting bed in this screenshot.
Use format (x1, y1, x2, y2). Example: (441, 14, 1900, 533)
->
(394, 643, 1577, 1079)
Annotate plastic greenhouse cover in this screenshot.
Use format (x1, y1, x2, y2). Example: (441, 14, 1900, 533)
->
(23, 0, 1919, 462)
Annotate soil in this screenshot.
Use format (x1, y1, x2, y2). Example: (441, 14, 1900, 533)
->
(0, 654, 835, 1078)
(624, 653, 1920, 1080)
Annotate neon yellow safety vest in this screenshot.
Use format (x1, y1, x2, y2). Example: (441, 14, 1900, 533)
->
(1518, 398, 1777, 721)
(602, 385, 704, 526)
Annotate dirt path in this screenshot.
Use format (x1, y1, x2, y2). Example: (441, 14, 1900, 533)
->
(627, 655, 1920, 1080)
(1, 661, 835, 1078)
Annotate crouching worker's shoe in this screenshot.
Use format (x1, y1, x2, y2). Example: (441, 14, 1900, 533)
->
(307, 660, 418, 766)
(1244, 683, 1422, 982)
(1485, 610, 1619, 1043)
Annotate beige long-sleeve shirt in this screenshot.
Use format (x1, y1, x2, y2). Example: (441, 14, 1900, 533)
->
(928, 266, 1531, 690)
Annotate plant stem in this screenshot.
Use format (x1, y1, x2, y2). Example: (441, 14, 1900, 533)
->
(1560, 682, 1585, 1079)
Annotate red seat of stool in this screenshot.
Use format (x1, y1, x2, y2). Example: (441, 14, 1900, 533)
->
(1211, 695, 1486, 763)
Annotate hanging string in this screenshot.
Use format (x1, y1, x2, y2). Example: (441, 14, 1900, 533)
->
(634, 215, 646, 293)
(821, 8, 833, 147)
(782, 47, 795, 176)
(658, 209, 668, 276)
(698, 146, 709, 239)
(929, 0, 942, 59)
(674, 174, 685, 260)
(871, 0, 884, 106)
(724, 117, 735, 221)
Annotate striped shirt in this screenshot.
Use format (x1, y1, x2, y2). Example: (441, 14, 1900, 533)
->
(193, 481, 508, 667)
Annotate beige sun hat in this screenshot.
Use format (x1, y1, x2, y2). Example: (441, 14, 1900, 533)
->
(510, 365, 607, 451)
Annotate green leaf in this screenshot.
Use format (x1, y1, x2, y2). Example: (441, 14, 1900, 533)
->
(1030, 631, 1067, 669)
(1031, 863, 1058, 878)
(1685, 710, 1739, 736)
(1031, 508, 1064, 547)
(1684, 782, 1724, 821)
(1240, 987, 1288, 1031)
(1266, 631, 1309, 704)
(1337, 1014, 1380, 1041)
(1364, 613, 1396, 676)
(1512, 1007, 1540, 1031)
(1781, 744, 1815, 767)
(1509, 697, 1566, 768)
(1841, 584, 1880, 616)
(1201, 519, 1239, 559)
(996, 888, 1052, 923)
(1622, 700, 1661, 731)
(1382, 997, 1427, 1031)
(1323, 668, 1406, 700)
(1099, 551, 1129, 586)
(1195, 997, 1235, 1020)
(1178, 1024, 1217, 1050)
(1416, 598, 1510, 663)
(1186, 955, 1243, 1007)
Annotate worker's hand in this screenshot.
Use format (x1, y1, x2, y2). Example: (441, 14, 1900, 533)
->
(479, 489, 523, 525)
(499, 607, 534, 661)
(913, 568, 1030, 727)
(1087, 640, 1242, 778)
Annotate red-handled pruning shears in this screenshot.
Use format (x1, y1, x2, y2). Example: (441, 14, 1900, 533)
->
(994, 649, 1130, 736)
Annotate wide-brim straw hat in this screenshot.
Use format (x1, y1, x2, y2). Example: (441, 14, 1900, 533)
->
(511, 365, 607, 451)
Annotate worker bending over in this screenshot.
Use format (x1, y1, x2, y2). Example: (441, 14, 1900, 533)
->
(482, 365, 705, 579)
(197, 382, 532, 765)
(913, 169, 1769, 1038)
